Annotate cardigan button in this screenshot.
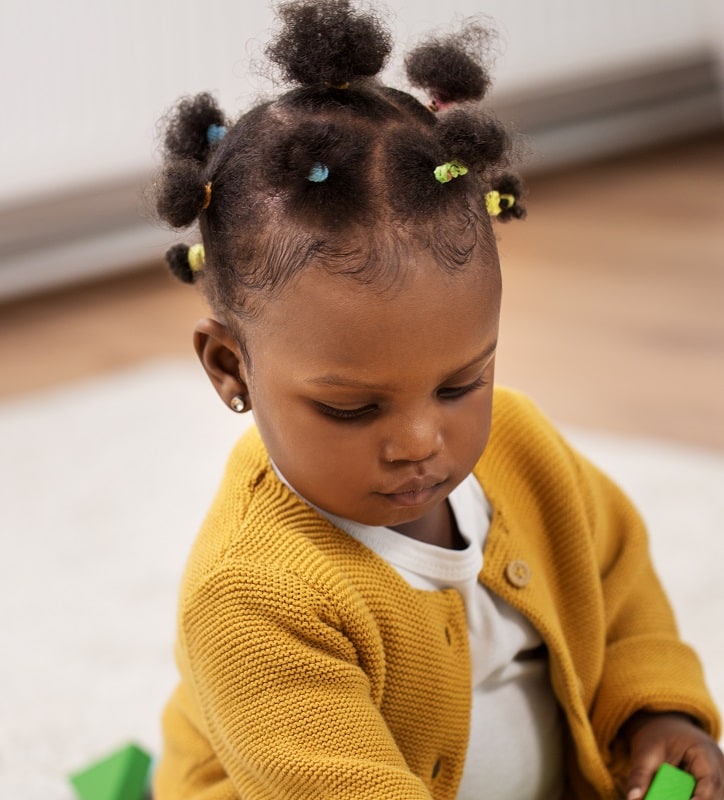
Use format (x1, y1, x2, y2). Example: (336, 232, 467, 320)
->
(432, 758, 442, 779)
(505, 559, 531, 588)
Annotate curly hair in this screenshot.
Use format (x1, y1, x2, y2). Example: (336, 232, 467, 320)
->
(154, 0, 525, 319)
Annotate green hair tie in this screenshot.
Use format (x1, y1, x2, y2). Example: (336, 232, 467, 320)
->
(434, 161, 468, 184)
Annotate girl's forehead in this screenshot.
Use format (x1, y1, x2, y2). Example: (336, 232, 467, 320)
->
(249, 250, 500, 372)
(271, 246, 496, 312)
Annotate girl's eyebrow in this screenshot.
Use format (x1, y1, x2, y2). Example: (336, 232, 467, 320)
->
(306, 341, 498, 390)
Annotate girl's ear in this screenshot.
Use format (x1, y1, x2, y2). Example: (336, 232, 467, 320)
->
(193, 318, 249, 409)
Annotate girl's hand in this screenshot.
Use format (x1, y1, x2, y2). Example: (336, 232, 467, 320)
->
(621, 711, 724, 800)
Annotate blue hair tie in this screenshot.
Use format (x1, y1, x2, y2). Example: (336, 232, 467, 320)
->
(207, 124, 228, 146)
(307, 163, 329, 183)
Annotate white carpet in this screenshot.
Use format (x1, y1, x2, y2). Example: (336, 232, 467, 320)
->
(1, 359, 722, 799)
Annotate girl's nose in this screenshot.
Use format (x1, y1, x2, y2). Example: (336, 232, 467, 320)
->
(381, 412, 443, 464)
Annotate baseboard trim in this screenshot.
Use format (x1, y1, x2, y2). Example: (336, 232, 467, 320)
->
(494, 49, 723, 170)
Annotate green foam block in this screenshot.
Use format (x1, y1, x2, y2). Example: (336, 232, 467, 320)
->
(70, 742, 152, 800)
(645, 763, 696, 800)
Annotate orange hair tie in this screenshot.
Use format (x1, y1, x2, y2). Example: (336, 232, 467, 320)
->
(202, 182, 212, 210)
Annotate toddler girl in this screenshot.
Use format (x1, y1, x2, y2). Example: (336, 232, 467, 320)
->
(152, 1, 723, 797)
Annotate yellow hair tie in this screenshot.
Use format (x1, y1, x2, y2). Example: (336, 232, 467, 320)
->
(201, 182, 212, 210)
(330, 81, 350, 89)
(434, 161, 468, 184)
(485, 190, 515, 217)
(188, 243, 206, 274)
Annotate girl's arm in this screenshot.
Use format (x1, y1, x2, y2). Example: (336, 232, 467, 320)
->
(574, 447, 723, 799)
(481, 388, 721, 797)
(175, 561, 437, 800)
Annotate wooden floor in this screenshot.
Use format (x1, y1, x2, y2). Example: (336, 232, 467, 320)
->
(1, 132, 723, 449)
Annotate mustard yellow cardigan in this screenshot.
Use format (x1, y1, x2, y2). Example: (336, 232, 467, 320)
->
(155, 388, 720, 799)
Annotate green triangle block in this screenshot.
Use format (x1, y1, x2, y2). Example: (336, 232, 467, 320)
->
(645, 763, 696, 800)
(70, 742, 152, 800)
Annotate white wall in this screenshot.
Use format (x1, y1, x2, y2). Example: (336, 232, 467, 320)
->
(0, 0, 721, 299)
(1, 0, 720, 206)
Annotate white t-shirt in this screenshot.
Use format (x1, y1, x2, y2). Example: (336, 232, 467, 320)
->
(274, 468, 564, 799)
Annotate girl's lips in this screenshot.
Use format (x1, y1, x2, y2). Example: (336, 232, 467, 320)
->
(382, 486, 441, 507)
(378, 478, 446, 508)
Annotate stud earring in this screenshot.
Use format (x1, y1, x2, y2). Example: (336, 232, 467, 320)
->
(230, 395, 247, 413)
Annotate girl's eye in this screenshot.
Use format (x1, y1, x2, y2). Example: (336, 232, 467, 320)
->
(315, 403, 377, 421)
(438, 376, 487, 400)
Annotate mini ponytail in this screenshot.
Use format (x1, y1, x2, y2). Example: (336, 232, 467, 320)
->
(488, 173, 526, 222)
(156, 93, 227, 228)
(165, 242, 206, 284)
(266, 0, 392, 87)
(405, 24, 493, 110)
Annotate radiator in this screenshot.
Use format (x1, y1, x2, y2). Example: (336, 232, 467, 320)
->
(0, 0, 721, 299)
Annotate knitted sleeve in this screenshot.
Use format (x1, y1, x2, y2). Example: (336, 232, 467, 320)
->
(177, 557, 435, 799)
(572, 443, 721, 768)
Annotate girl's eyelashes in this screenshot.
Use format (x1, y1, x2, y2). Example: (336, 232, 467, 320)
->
(314, 377, 488, 421)
(437, 376, 488, 400)
(314, 402, 378, 421)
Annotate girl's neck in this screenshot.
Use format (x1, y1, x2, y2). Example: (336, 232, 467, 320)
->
(391, 499, 467, 550)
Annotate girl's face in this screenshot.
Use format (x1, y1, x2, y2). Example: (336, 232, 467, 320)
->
(202, 245, 500, 545)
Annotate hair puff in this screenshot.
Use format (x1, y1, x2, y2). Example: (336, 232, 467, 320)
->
(437, 109, 509, 171)
(266, 0, 393, 87)
(156, 159, 207, 228)
(165, 243, 197, 284)
(405, 23, 493, 107)
(265, 119, 371, 225)
(384, 129, 458, 218)
(490, 173, 526, 222)
(162, 92, 226, 162)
